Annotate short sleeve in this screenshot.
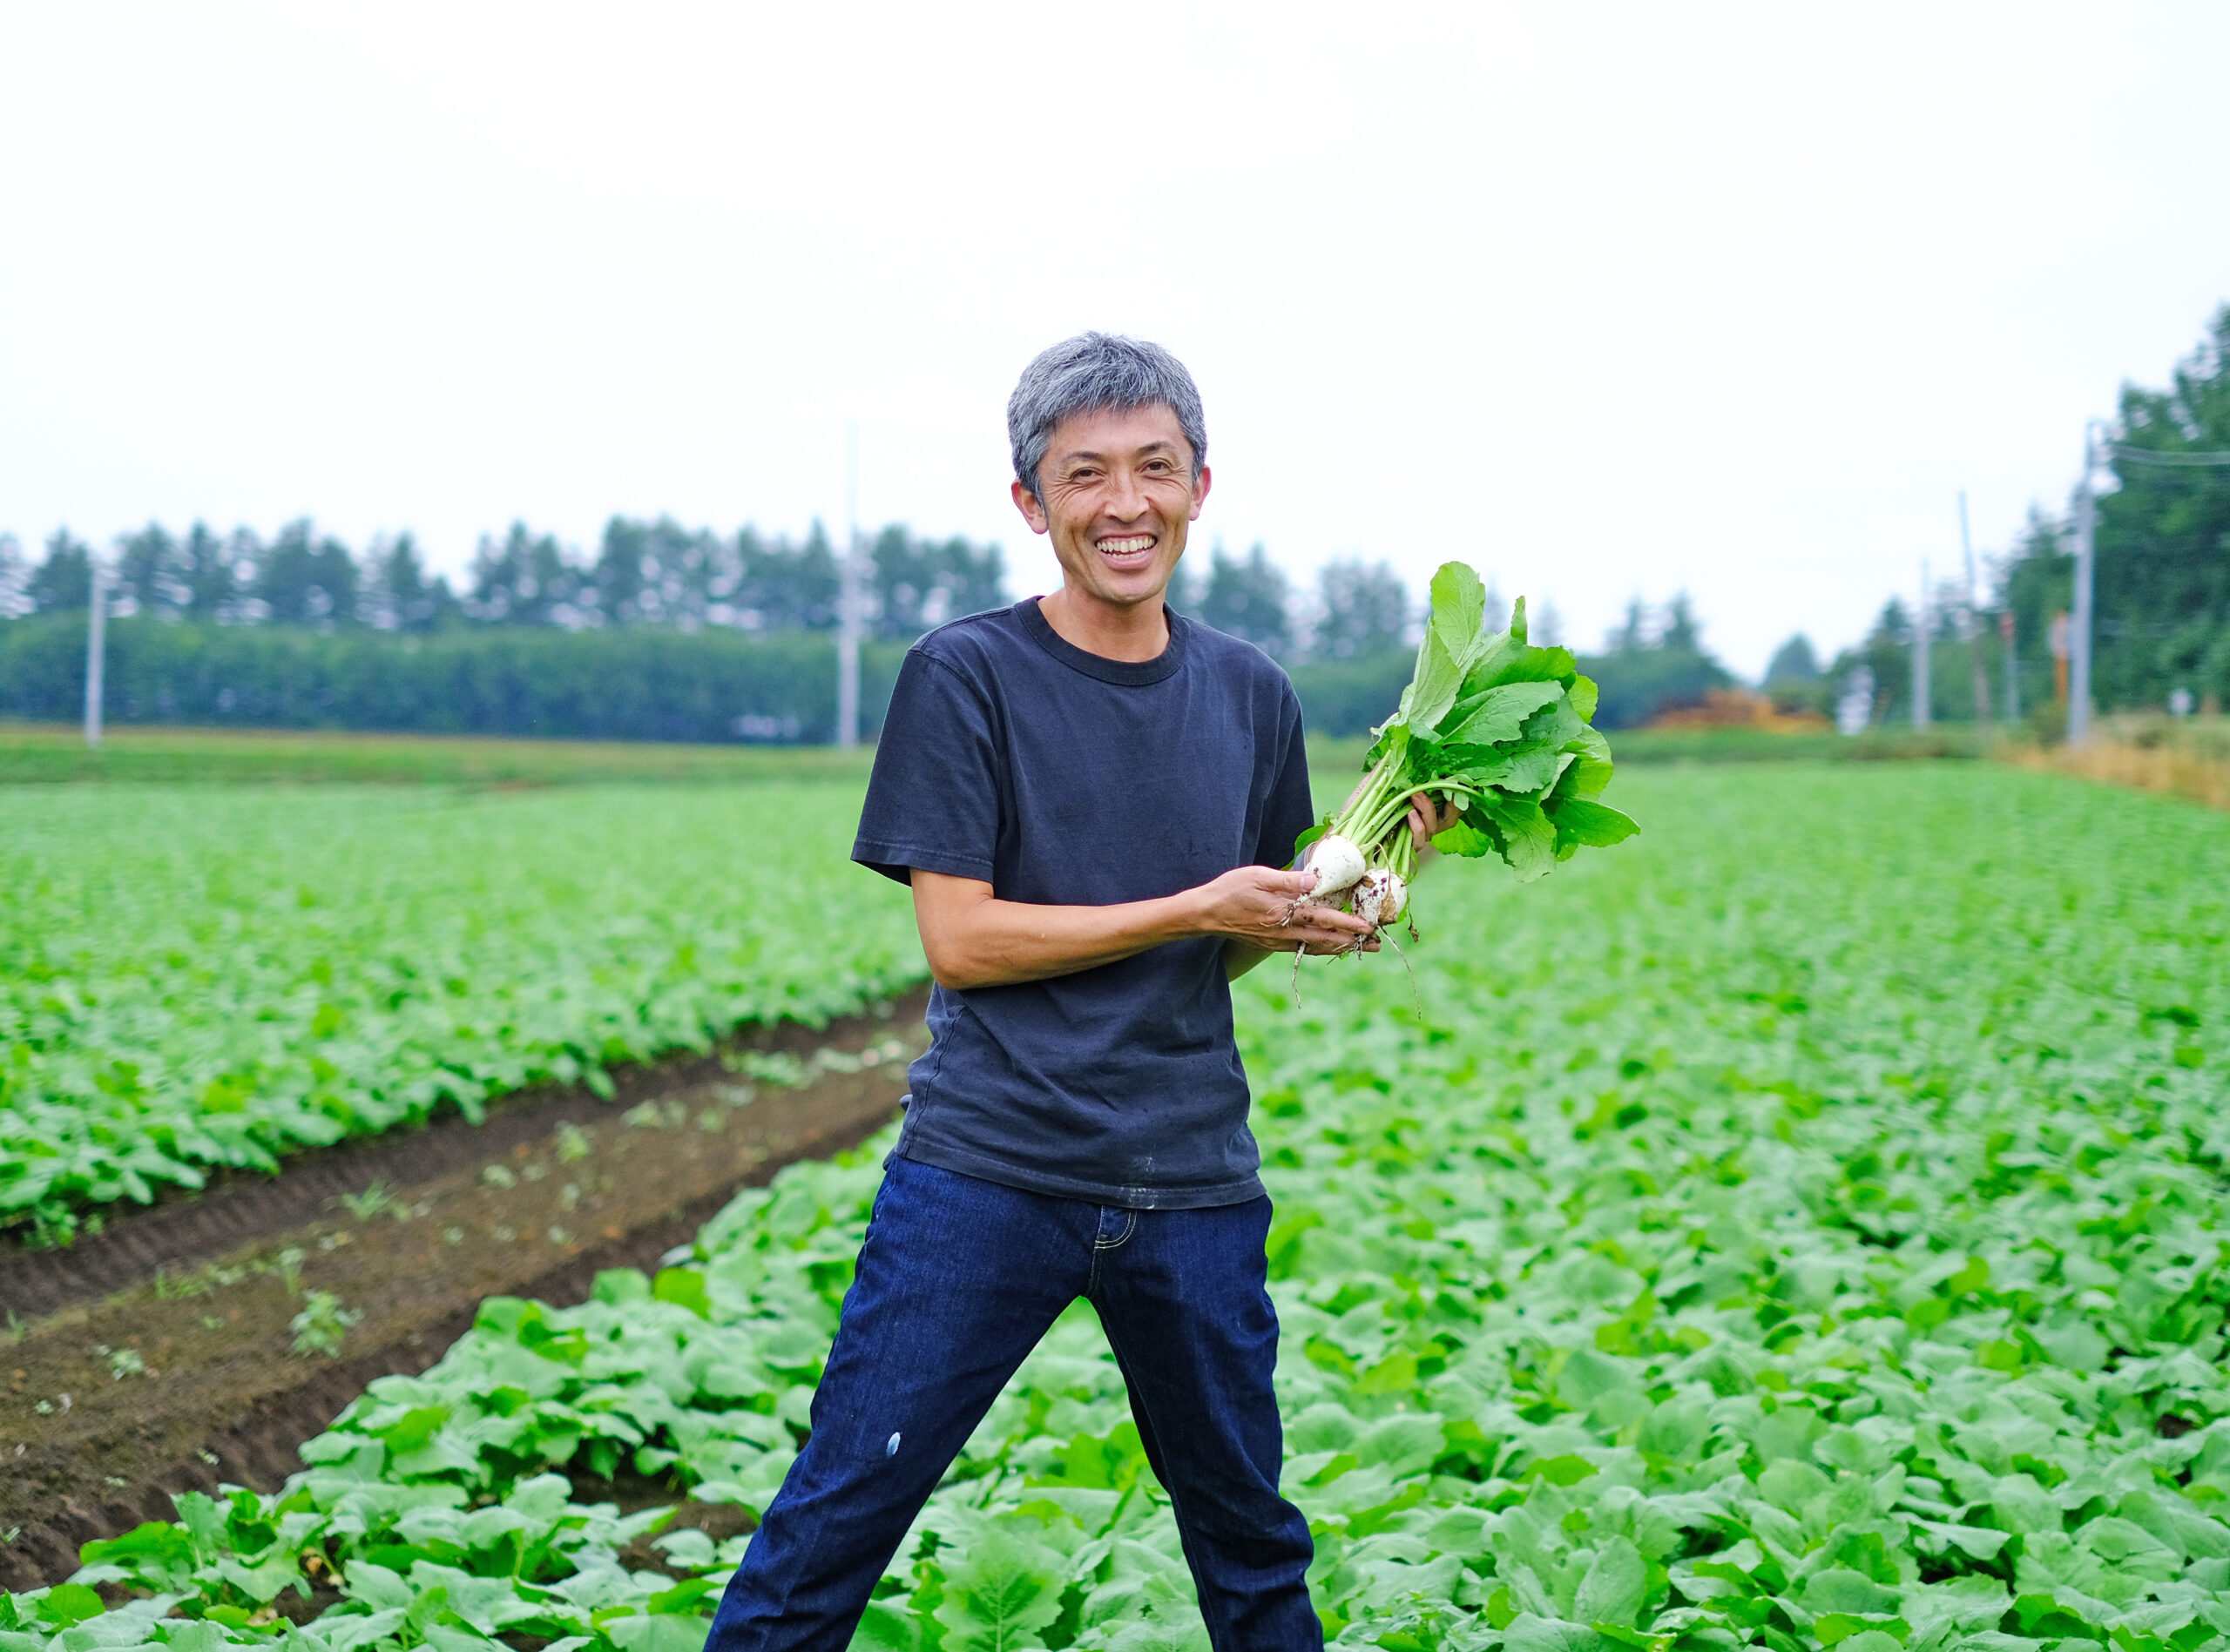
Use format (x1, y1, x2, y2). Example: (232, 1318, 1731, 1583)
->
(1251, 683, 1315, 871)
(853, 647, 1003, 886)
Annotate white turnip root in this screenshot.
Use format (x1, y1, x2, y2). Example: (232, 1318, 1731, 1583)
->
(1301, 833, 1368, 899)
(1348, 868, 1407, 929)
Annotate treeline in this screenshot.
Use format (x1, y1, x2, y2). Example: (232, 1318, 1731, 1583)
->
(0, 509, 1741, 741)
(0, 516, 982, 744)
(0, 516, 1004, 641)
(0, 616, 911, 745)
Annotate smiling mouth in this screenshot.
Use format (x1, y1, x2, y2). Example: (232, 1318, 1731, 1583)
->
(1096, 535, 1156, 561)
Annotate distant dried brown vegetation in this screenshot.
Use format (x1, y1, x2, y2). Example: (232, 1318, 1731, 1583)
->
(2007, 714, 2230, 811)
(1649, 686, 1830, 732)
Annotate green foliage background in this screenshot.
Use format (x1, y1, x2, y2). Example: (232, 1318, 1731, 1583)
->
(0, 617, 913, 745)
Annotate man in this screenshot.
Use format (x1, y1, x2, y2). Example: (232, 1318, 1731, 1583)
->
(706, 333, 1452, 1651)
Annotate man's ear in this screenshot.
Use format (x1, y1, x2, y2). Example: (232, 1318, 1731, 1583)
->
(1188, 463, 1213, 523)
(1010, 480, 1051, 535)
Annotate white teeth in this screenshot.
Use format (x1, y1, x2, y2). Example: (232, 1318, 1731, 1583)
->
(1098, 536, 1153, 555)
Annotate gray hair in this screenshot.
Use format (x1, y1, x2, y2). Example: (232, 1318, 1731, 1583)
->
(1007, 333, 1207, 499)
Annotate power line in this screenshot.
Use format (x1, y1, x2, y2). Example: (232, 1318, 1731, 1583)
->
(2109, 443, 2230, 467)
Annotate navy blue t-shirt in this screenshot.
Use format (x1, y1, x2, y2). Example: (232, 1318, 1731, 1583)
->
(852, 597, 1314, 1209)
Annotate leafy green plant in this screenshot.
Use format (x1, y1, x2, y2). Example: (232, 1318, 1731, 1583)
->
(263, 1247, 305, 1299)
(719, 1049, 809, 1087)
(98, 1345, 145, 1380)
(331, 1183, 394, 1222)
(288, 1292, 362, 1359)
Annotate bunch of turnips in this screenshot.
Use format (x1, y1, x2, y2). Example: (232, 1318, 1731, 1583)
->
(1292, 561, 1638, 947)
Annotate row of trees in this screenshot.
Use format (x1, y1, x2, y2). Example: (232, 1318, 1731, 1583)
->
(0, 517, 1006, 643)
(1169, 545, 1416, 663)
(0, 617, 911, 745)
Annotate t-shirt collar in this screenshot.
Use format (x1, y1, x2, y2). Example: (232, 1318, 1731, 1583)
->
(1016, 596, 1187, 686)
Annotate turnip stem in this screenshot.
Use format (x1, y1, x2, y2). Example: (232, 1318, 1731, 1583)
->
(1337, 752, 1393, 821)
(1342, 781, 1474, 862)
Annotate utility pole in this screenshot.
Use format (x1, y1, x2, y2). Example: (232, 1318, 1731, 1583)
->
(835, 423, 862, 750)
(1959, 491, 1990, 726)
(2000, 610, 2019, 723)
(84, 555, 107, 746)
(2067, 423, 2098, 748)
(1911, 558, 1930, 729)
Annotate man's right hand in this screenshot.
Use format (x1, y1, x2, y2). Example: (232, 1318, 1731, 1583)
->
(1191, 866, 1377, 957)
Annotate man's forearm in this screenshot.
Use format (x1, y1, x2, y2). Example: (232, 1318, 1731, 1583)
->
(916, 884, 1206, 991)
(913, 866, 1370, 991)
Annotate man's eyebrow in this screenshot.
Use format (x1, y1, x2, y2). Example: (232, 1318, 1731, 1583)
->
(1055, 439, 1183, 466)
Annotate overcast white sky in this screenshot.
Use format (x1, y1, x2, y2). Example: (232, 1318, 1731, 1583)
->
(4, 3, 2227, 677)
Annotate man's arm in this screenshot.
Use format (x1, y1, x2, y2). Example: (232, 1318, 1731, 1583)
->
(913, 865, 1370, 992)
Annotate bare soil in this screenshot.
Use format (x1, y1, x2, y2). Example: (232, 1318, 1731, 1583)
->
(0, 989, 929, 1591)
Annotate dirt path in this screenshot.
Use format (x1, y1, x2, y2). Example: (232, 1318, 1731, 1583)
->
(0, 988, 929, 1591)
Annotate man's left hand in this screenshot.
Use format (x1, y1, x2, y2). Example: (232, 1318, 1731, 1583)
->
(1407, 792, 1463, 852)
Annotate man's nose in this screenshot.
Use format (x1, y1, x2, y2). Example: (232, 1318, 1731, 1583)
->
(1104, 469, 1149, 521)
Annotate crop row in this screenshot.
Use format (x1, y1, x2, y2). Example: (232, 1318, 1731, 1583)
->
(8, 765, 2229, 1652)
(0, 782, 922, 1240)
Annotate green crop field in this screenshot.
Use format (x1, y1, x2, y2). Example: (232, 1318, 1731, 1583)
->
(1, 779, 920, 1240)
(10, 762, 2230, 1652)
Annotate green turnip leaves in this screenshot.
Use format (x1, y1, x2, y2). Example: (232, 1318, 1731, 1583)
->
(1342, 570, 1637, 886)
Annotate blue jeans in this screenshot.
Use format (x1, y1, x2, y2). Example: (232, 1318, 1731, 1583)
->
(704, 1155, 1320, 1652)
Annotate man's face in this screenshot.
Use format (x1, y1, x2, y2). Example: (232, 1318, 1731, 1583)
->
(1012, 402, 1210, 613)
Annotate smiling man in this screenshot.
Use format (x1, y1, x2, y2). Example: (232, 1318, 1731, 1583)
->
(705, 334, 1449, 1652)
